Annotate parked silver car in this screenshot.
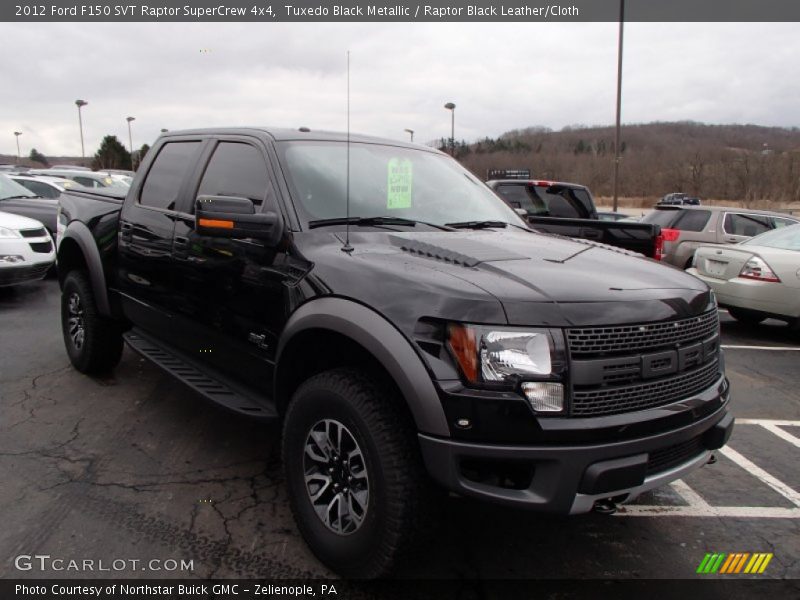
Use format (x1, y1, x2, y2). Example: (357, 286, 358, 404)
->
(689, 224, 800, 328)
(642, 206, 799, 268)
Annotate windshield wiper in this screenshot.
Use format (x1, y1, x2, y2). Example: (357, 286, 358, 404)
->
(1, 195, 38, 200)
(308, 216, 454, 231)
(445, 220, 509, 229)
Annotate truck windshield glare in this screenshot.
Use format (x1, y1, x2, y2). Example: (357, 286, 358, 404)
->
(279, 141, 524, 228)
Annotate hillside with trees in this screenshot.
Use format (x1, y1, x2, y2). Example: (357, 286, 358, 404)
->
(453, 122, 800, 207)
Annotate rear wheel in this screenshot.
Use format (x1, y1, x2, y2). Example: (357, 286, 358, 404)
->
(282, 368, 431, 578)
(728, 307, 766, 326)
(61, 270, 123, 374)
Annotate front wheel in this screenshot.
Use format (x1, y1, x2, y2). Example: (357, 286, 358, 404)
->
(282, 368, 430, 578)
(61, 270, 123, 374)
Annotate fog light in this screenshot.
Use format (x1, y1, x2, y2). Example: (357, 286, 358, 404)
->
(0, 255, 25, 264)
(521, 382, 564, 413)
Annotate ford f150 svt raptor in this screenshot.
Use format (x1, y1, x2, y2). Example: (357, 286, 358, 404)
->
(57, 128, 733, 578)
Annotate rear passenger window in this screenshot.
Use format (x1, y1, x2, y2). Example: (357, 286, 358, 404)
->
(139, 142, 202, 210)
(531, 185, 589, 218)
(196, 142, 269, 207)
(74, 176, 98, 188)
(641, 210, 681, 228)
(723, 213, 771, 237)
(495, 184, 546, 215)
(674, 210, 710, 232)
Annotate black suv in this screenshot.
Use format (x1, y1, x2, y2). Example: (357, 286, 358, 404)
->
(56, 127, 733, 577)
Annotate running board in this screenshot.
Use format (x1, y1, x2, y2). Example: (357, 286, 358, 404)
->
(123, 329, 277, 421)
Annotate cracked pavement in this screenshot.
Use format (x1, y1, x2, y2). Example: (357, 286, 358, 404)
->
(1, 280, 799, 580)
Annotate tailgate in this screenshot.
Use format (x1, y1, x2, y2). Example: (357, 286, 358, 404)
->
(527, 216, 660, 257)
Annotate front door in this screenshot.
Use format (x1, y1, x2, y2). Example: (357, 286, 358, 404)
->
(170, 138, 289, 396)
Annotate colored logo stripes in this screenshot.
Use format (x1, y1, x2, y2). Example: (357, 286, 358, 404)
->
(696, 552, 773, 574)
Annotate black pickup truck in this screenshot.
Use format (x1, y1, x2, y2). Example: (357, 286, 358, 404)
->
(487, 178, 662, 258)
(57, 128, 733, 578)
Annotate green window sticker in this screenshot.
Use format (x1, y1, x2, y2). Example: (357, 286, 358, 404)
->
(387, 158, 413, 209)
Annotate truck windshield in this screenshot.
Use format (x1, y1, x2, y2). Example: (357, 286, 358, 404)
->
(278, 141, 525, 229)
(0, 174, 37, 200)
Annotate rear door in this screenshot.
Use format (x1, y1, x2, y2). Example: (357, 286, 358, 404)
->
(117, 138, 205, 335)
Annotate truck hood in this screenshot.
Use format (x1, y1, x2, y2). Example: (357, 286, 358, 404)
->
(304, 228, 713, 327)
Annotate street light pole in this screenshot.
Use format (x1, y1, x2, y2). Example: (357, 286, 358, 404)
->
(13, 131, 22, 163)
(444, 102, 456, 156)
(75, 99, 88, 162)
(404, 128, 414, 142)
(126, 116, 136, 169)
(612, 0, 625, 213)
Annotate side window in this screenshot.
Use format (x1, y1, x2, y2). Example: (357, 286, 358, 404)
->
(772, 216, 799, 229)
(19, 180, 59, 198)
(196, 142, 270, 208)
(73, 176, 96, 187)
(139, 142, 202, 210)
(495, 184, 546, 215)
(531, 185, 587, 218)
(724, 213, 771, 237)
(674, 210, 711, 232)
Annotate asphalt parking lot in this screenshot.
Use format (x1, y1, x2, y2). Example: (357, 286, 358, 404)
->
(1, 279, 799, 581)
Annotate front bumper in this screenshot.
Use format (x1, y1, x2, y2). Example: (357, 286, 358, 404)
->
(419, 384, 733, 514)
(0, 262, 53, 286)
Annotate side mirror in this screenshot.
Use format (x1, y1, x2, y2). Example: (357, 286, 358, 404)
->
(513, 207, 528, 218)
(195, 195, 279, 241)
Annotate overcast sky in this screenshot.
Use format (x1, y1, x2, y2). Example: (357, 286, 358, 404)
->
(2, 21, 800, 157)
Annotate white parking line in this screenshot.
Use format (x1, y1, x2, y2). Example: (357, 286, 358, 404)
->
(735, 419, 800, 427)
(618, 503, 800, 518)
(758, 424, 800, 450)
(616, 419, 800, 518)
(721, 345, 800, 351)
(718, 446, 800, 507)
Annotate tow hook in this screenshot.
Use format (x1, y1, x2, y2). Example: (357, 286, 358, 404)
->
(707, 453, 717, 465)
(593, 499, 618, 515)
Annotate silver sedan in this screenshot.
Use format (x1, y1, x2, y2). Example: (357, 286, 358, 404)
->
(688, 223, 800, 329)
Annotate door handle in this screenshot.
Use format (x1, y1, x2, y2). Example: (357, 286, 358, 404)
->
(119, 221, 133, 241)
(173, 236, 189, 259)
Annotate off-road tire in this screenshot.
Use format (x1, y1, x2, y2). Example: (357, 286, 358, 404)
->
(282, 367, 432, 578)
(728, 307, 766, 326)
(61, 270, 123, 374)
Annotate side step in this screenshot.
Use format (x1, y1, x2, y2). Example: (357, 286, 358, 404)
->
(123, 329, 278, 421)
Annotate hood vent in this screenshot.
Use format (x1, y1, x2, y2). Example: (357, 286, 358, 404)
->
(391, 234, 526, 267)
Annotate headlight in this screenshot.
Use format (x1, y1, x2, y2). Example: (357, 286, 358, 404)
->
(480, 330, 552, 381)
(447, 323, 566, 413)
(0, 226, 21, 239)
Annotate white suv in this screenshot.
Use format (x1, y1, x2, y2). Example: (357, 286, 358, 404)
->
(0, 210, 55, 286)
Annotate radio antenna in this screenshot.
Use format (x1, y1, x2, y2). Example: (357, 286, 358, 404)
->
(341, 50, 354, 253)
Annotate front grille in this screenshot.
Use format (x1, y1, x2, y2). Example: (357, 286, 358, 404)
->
(29, 240, 53, 253)
(646, 435, 706, 476)
(567, 310, 719, 357)
(572, 360, 721, 417)
(0, 263, 50, 285)
(20, 228, 47, 239)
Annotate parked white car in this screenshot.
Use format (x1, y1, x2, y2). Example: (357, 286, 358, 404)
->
(688, 223, 800, 328)
(0, 210, 55, 286)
